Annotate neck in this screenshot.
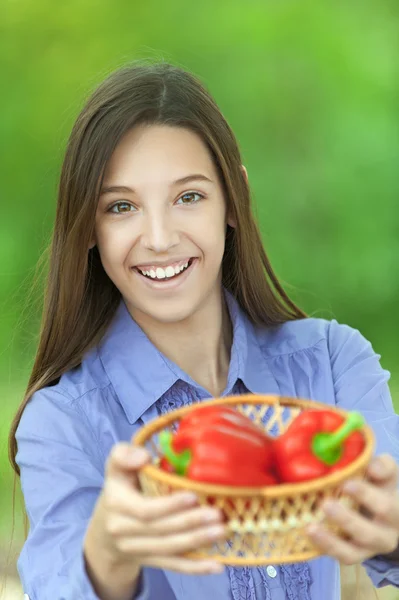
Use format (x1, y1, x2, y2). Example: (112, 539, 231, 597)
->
(129, 288, 233, 398)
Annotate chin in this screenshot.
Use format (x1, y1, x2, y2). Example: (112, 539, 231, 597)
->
(150, 308, 194, 325)
(121, 271, 223, 327)
(136, 302, 197, 325)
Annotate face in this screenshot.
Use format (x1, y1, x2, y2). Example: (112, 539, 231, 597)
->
(93, 124, 236, 325)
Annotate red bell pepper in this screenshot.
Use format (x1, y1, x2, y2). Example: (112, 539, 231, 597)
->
(159, 456, 175, 473)
(172, 404, 273, 458)
(273, 409, 365, 483)
(174, 404, 261, 433)
(159, 405, 277, 486)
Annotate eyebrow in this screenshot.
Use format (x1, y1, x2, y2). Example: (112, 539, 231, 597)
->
(100, 174, 213, 196)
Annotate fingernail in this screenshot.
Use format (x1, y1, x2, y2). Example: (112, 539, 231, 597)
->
(323, 501, 338, 516)
(115, 445, 130, 459)
(203, 509, 222, 523)
(343, 481, 359, 493)
(307, 524, 321, 536)
(182, 493, 198, 505)
(369, 456, 387, 476)
(128, 447, 148, 464)
(208, 525, 225, 539)
(209, 563, 224, 574)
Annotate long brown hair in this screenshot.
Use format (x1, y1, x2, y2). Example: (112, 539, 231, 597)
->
(9, 58, 307, 478)
(7, 58, 371, 598)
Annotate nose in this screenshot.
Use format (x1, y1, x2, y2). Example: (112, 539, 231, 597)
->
(141, 210, 179, 253)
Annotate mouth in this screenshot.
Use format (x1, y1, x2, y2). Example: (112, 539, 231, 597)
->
(133, 258, 196, 283)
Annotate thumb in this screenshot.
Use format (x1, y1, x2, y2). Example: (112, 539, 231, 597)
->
(367, 454, 399, 491)
(106, 442, 151, 485)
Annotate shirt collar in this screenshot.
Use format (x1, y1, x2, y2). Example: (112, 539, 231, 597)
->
(97, 289, 279, 424)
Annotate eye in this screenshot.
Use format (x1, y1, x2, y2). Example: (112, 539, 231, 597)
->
(108, 201, 137, 214)
(175, 192, 204, 205)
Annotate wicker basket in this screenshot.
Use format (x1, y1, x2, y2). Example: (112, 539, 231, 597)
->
(132, 394, 375, 566)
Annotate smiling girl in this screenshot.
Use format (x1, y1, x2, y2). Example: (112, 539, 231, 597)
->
(8, 60, 399, 600)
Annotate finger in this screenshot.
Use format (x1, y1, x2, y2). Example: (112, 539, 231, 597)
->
(130, 489, 201, 521)
(366, 454, 399, 491)
(307, 524, 371, 566)
(322, 499, 398, 555)
(105, 479, 198, 518)
(105, 443, 151, 487)
(150, 506, 223, 535)
(105, 513, 142, 538)
(144, 556, 224, 575)
(342, 479, 399, 528)
(117, 523, 227, 556)
(104, 506, 222, 537)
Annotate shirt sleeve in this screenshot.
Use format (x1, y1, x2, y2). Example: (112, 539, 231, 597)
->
(15, 385, 151, 600)
(328, 319, 399, 588)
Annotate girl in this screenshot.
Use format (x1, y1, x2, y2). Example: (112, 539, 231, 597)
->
(8, 60, 399, 600)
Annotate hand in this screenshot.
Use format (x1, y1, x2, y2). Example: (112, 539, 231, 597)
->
(306, 453, 399, 565)
(88, 442, 226, 576)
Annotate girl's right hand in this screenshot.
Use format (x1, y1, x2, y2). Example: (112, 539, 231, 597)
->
(87, 442, 227, 577)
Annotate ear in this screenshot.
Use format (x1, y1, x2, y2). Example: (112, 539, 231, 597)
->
(227, 165, 248, 228)
(241, 164, 248, 184)
(227, 213, 236, 229)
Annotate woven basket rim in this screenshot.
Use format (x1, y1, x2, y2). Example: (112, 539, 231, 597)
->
(132, 394, 375, 496)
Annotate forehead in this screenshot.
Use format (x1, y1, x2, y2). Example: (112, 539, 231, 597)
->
(103, 124, 217, 183)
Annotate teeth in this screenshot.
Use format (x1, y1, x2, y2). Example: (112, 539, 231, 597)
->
(165, 266, 175, 278)
(139, 260, 191, 280)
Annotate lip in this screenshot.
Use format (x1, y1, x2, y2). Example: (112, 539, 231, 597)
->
(134, 257, 193, 270)
(131, 257, 198, 291)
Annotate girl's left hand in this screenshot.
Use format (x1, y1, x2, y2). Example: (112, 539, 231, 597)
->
(307, 454, 399, 565)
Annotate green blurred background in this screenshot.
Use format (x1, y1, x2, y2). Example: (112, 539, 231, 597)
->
(1, 0, 398, 595)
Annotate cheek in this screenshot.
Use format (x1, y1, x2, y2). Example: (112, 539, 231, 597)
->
(95, 224, 132, 267)
(189, 206, 226, 246)
(208, 216, 227, 255)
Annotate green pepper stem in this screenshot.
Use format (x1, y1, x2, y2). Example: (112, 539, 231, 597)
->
(312, 411, 365, 466)
(159, 431, 192, 475)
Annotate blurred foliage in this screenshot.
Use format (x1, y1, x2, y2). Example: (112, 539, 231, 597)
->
(1, 0, 398, 386)
(1, 0, 399, 551)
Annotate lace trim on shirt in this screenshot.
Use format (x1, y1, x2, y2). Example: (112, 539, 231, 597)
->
(228, 566, 259, 600)
(280, 563, 313, 600)
(157, 380, 201, 414)
(227, 563, 312, 600)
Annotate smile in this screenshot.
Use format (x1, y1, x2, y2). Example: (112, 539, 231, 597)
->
(132, 258, 196, 285)
(136, 258, 194, 280)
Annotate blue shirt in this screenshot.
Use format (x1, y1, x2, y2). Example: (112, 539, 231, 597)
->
(15, 290, 399, 600)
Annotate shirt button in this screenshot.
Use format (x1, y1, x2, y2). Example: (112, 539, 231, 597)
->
(266, 565, 277, 578)
(23, 595, 30, 600)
